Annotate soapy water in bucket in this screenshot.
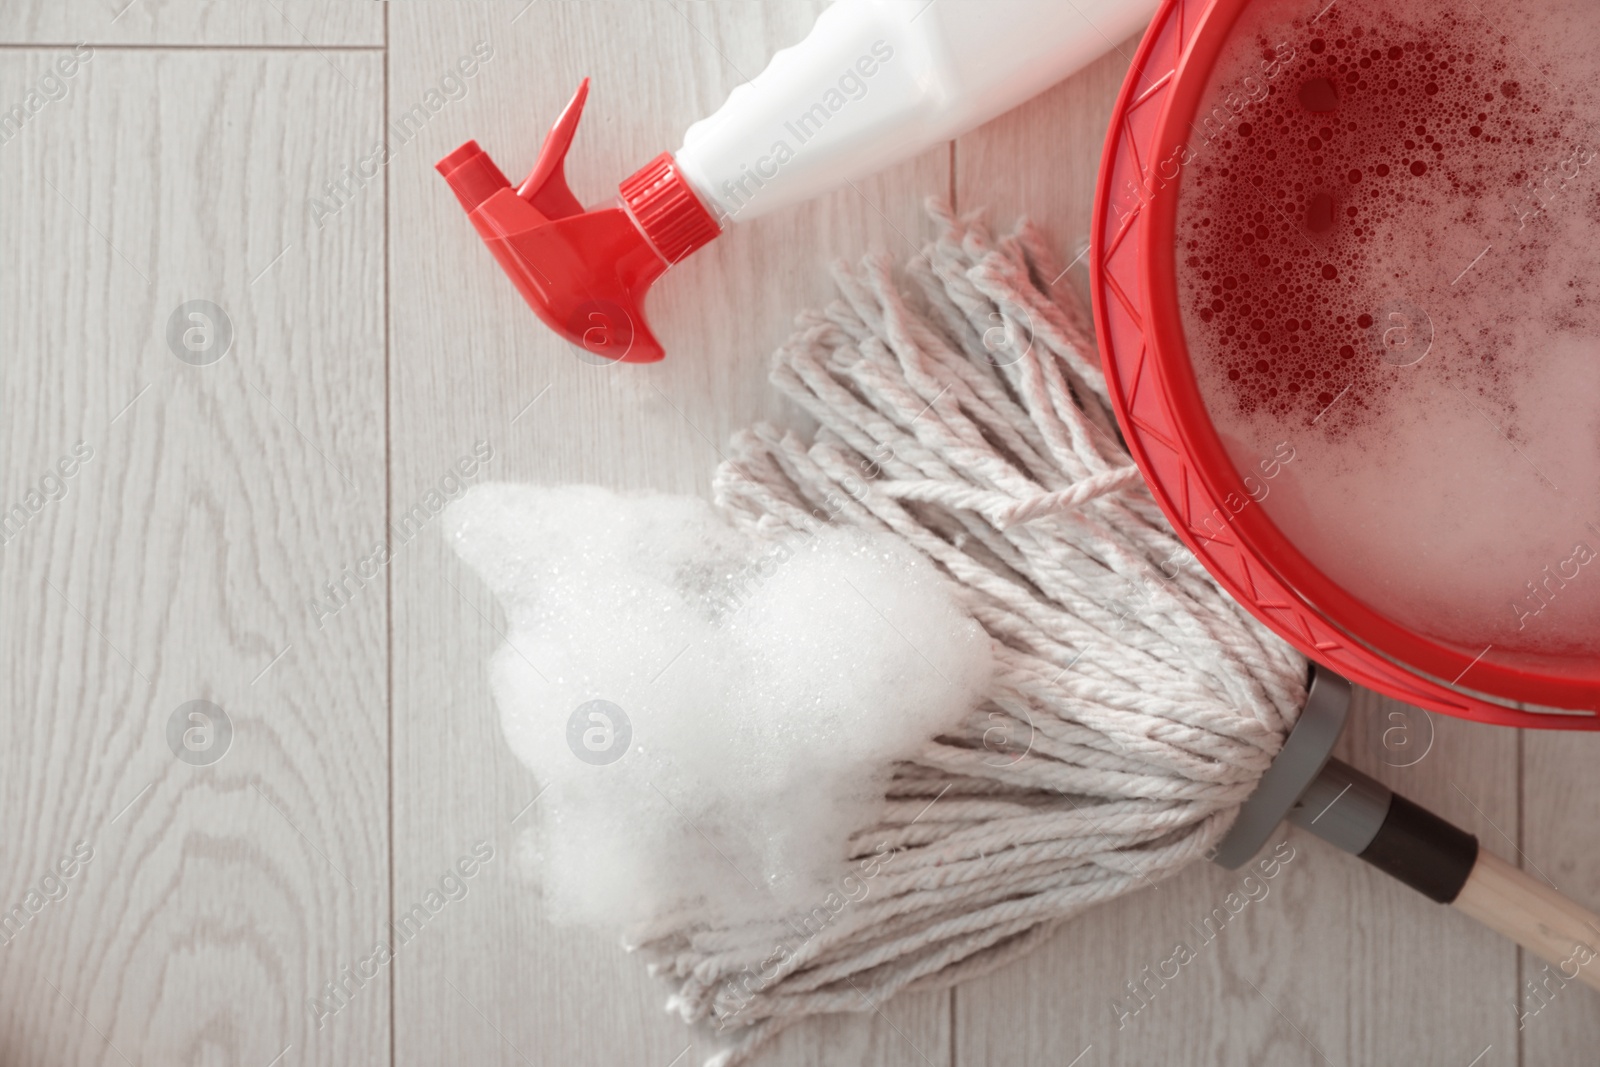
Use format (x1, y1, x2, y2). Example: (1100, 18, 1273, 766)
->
(1177, 0, 1600, 667)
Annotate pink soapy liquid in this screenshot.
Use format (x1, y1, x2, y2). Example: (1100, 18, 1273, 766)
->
(1177, 0, 1600, 672)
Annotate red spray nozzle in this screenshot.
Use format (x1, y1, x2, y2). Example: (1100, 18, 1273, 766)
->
(437, 79, 721, 364)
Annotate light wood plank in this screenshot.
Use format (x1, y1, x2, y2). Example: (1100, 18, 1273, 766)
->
(951, 36, 1133, 314)
(1520, 730, 1600, 1063)
(387, 3, 950, 1066)
(0, 47, 388, 1067)
(0, 1, 382, 48)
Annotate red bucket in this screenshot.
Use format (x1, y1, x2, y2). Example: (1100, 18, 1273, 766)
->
(1091, 0, 1600, 727)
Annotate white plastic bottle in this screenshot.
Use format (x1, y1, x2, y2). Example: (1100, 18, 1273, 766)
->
(676, 0, 1159, 222)
(438, 0, 1160, 361)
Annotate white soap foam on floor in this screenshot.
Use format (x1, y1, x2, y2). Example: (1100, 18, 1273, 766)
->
(446, 483, 994, 931)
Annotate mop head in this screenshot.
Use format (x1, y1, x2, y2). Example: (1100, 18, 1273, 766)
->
(450, 203, 1306, 1066)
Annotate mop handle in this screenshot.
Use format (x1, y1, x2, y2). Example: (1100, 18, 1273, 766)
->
(1453, 850, 1600, 993)
(1290, 758, 1600, 992)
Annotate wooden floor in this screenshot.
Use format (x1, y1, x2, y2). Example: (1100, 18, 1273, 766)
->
(1, 2, 1596, 1065)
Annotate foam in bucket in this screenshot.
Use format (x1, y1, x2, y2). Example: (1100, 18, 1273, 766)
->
(446, 483, 994, 930)
(1176, 0, 1600, 663)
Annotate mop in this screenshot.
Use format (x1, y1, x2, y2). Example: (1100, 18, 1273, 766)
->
(642, 201, 1307, 1063)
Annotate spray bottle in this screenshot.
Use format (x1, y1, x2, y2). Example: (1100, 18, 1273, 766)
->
(436, 0, 1158, 362)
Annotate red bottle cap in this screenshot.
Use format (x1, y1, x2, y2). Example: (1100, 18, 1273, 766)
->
(436, 79, 721, 363)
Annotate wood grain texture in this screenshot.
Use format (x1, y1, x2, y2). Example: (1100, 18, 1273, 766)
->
(1455, 851, 1600, 994)
(952, 35, 1133, 317)
(1520, 731, 1600, 1061)
(0, 41, 387, 1067)
(3, 3, 1598, 1067)
(385, 3, 948, 1066)
(0, 1, 382, 47)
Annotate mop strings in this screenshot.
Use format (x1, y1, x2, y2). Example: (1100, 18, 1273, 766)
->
(640, 202, 1307, 1066)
